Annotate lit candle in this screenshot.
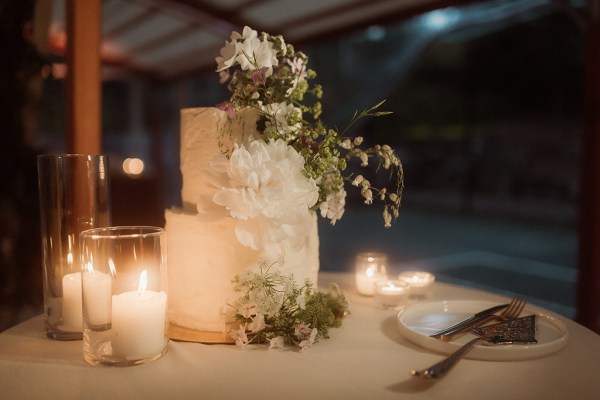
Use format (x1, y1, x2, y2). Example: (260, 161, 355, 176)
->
(398, 271, 435, 299)
(111, 270, 167, 359)
(82, 263, 113, 327)
(62, 272, 82, 331)
(374, 279, 409, 308)
(355, 252, 388, 296)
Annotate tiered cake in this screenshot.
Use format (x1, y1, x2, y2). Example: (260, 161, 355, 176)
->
(165, 107, 320, 334)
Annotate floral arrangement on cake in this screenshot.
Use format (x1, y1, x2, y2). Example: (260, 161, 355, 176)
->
(212, 26, 404, 349)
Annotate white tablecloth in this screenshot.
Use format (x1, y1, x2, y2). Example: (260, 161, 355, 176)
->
(1, 272, 599, 400)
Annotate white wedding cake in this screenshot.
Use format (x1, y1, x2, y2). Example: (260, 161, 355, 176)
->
(165, 107, 320, 333)
(162, 25, 401, 347)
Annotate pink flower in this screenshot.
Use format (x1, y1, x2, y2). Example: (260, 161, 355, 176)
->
(252, 68, 267, 85)
(216, 101, 235, 118)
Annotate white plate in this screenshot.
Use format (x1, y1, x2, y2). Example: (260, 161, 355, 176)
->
(397, 299, 568, 361)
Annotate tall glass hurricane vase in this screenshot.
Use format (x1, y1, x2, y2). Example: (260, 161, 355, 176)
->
(37, 154, 111, 340)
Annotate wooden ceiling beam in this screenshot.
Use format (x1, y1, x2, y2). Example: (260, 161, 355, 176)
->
(66, 0, 102, 153)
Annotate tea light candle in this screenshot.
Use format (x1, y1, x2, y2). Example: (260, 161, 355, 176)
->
(82, 267, 113, 327)
(374, 279, 409, 308)
(398, 271, 435, 298)
(62, 272, 82, 331)
(111, 271, 167, 359)
(355, 252, 388, 296)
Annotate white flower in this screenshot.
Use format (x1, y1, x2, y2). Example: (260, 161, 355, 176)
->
(298, 327, 318, 351)
(296, 294, 306, 310)
(294, 323, 312, 337)
(340, 138, 352, 150)
(359, 151, 369, 167)
(229, 324, 249, 348)
(215, 39, 240, 72)
(319, 188, 346, 225)
(287, 57, 307, 91)
(236, 27, 277, 77)
(218, 71, 230, 85)
(260, 102, 302, 140)
(383, 207, 392, 228)
(239, 301, 258, 318)
(215, 26, 278, 77)
(361, 188, 373, 205)
(249, 313, 266, 333)
(352, 175, 364, 186)
(212, 139, 319, 251)
(269, 336, 286, 349)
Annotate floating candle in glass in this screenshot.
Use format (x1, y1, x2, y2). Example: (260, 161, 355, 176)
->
(355, 252, 388, 296)
(398, 271, 435, 299)
(374, 279, 409, 309)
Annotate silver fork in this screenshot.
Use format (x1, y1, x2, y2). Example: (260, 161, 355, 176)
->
(411, 314, 536, 379)
(439, 296, 527, 342)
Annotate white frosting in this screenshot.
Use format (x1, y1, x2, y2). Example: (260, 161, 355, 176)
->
(166, 107, 320, 332)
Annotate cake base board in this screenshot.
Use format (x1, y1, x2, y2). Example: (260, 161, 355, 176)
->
(168, 323, 235, 344)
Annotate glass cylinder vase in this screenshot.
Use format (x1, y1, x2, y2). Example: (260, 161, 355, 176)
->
(37, 154, 111, 340)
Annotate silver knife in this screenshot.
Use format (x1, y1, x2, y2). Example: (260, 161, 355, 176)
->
(429, 303, 509, 339)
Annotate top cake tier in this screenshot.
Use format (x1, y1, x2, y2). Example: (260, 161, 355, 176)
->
(180, 107, 260, 206)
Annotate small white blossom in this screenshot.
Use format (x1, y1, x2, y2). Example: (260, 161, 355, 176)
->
(298, 327, 318, 351)
(319, 189, 346, 225)
(239, 301, 258, 318)
(249, 313, 266, 333)
(361, 188, 373, 205)
(230, 324, 249, 348)
(260, 102, 302, 139)
(269, 336, 286, 349)
(296, 294, 306, 310)
(218, 70, 230, 84)
(353, 136, 364, 146)
(340, 138, 352, 150)
(352, 175, 364, 186)
(383, 207, 392, 228)
(379, 188, 387, 201)
(359, 152, 369, 167)
(295, 323, 313, 337)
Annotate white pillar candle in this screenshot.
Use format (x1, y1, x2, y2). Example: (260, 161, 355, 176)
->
(82, 270, 113, 326)
(374, 279, 409, 308)
(111, 271, 167, 359)
(398, 271, 435, 298)
(62, 272, 82, 332)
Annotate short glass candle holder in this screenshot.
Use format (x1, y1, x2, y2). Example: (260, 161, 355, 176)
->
(80, 226, 168, 366)
(374, 279, 409, 309)
(355, 252, 388, 296)
(398, 271, 435, 299)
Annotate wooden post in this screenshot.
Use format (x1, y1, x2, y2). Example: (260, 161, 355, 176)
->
(66, 0, 101, 154)
(576, 1, 600, 333)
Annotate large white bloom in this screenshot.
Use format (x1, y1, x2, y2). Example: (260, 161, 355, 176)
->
(211, 139, 318, 251)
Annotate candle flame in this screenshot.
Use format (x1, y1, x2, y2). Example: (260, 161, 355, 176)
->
(86, 262, 94, 272)
(366, 267, 375, 278)
(67, 252, 73, 266)
(137, 270, 148, 295)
